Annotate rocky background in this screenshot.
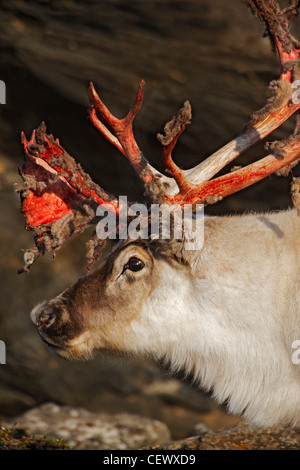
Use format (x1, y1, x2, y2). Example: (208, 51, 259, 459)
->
(0, 0, 299, 449)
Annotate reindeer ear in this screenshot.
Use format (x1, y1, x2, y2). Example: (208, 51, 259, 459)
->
(148, 204, 205, 267)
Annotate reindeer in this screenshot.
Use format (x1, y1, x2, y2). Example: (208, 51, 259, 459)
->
(19, 1, 300, 428)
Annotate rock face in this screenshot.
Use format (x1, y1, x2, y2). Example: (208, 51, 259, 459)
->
(0, 0, 299, 443)
(4, 402, 171, 450)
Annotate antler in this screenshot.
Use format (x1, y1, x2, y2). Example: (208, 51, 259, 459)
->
(87, 0, 300, 206)
(18, 123, 123, 273)
(88, 80, 172, 200)
(18, 0, 300, 272)
(156, 0, 300, 204)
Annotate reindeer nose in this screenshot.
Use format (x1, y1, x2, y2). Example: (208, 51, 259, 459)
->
(30, 301, 56, 329)
(38, 311, 56, 329)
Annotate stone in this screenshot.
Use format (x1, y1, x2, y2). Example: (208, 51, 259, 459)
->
(146, 422, 300, 450)
(3, 402, 171, 450)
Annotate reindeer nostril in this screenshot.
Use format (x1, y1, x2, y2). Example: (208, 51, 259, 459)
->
(38, 311, 56, 329)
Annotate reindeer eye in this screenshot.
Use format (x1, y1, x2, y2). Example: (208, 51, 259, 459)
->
(126, 257, 145, 272)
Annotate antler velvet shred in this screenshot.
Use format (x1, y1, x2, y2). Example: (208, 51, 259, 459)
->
(18, 123, 121, 272)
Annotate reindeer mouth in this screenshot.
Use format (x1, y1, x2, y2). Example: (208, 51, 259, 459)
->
(35, 329, 65, 357)
(36, 332, 77, 359)
(36, 325, 96, 360)
(38, 332, 59, 349)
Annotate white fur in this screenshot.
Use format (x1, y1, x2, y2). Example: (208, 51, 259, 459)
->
(128, 208, 300, 427)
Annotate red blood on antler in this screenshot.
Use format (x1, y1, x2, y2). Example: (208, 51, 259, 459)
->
(18, 123, 121, 272)
(20, 123, 120, 227)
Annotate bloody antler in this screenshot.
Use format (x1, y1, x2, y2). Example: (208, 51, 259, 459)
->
(18, 80, 169, 273)
(18, 0, 300, 272)
(160, 0, 300, 202)
(18, 123, 123, 273)
(88, 80, 170, 197)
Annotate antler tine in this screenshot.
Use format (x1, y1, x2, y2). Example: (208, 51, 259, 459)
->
(89, 107, 125, 156)
(158, 107, 300, 205)
(181, 96, 300, 190)
(157, 101, 195, 197)
(170, 127, 300, 205)
(88, 81, 170, 195)
(162, 125, 192, 196)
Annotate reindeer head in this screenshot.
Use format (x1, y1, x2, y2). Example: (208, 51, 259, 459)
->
(18, 0, 300, 361)
(30, 235, 198, 360)
(29, 239, 155, 360)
